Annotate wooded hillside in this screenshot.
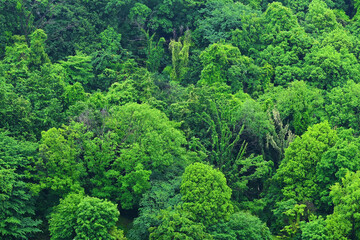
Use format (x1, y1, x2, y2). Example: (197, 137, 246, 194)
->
(1, 0, 360, 239)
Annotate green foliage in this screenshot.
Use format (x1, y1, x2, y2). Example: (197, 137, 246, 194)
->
(37, 123, 86, 196)
(0, 31, 76, 140)
(0, 169, 42, 239)
(274, 121, 337, 205)
(195, 0, 260, 46)
(209, 211, 272, 240)
(75, 196, 120, 240)
(105, 67, 157, 106)
(18, 63, 67, 138)
(60, 51, 94, 88)
(316, 129, 360, 210)
(1, 35, 30, 84)
(321, 28, 357, 53)
(260, 81, 324, 135)
(49, 193, 84, 240)
(301, 216, 329, 240)
(0, 77, 32, 139)
(266, 108, 296, 165)
(39, 0, 101, 61)
(325, 80, 360, 131)
(303, 45, 360, 89)
(281, 203, 306, 238)
(142, 30, 165, 73)
(281, 0, 311, 20)
(63, 82, 86, 108)
(129, 178, 182, 240)
(91, 27, 124, 89)
(102, 103, 191, 208)
(129, 3, 151, 28)
(49, 193, 123, 240)
(169, 31, 191, 82)
(272, 199, 298, 235)
(3, 0, 360, 238)
(326, 171, 360, 239)
(199, 42, 241, 86)
(149, 209, 213, 240)
(262, 2, 299, 36)
(28, 29, 50, 70)
(38, 103, 192, 209)
(199, 42, 262, 93)
(305, 0, 339, 34)
(258, 26, 313, 87)
(0, 133, 41, 239)
(99, 27, 123, 54)
(181, 162, 234, 227)
(170, 84, 272, 202)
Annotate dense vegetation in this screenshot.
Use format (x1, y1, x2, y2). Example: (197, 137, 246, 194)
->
(2, 0, 360, 239)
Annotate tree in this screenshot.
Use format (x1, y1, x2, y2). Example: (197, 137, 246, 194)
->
(169, 31, 191, 83)
(198, 42, 262, 93)
(100, 103, 192, 208)
(326, 171, 360, 239)
(36, 123, 87, 197)
(0, 77, 32, 139)
(199, 42, 241, 86)
(75, 196, 121, 240)
(170, 84, 272, 202)
(90, 26, 124, 88)
(301, 216, 329, 240)
(260, 81, 325, 135)
(0, 169, 42, 239)
(142, 30, 165, 73)
(38, 103, 193, 209)
(105, 67, 157, 106)
(325, 81, 360, 132)
(149, 209, 213, 240)
(305, 0, 339, 35)
(274, 121, 337, 206)
(128, 3, 151, 29)
(129, 178, 182, 240)
(321, 28, 358, 53)
(49, 193, 84, 240)
(266, 108, 296, 166)
(1, 35, 30, 84)
(49, 193, 124, 240)
(181, 162, 233, 227)
(60, 51, 95, 88)
(195, 0, 261, 48)
(280, 203, 307, 238)
(28, 29, 50, 70)
(316, 129, 360, 211)
(258, 13, 313, 87)
(281, 0, 312, 20)
(261, 2, 299, 39)
(17, 63, 67, 139)
(0, 133, 41, 239)
(37, 0, 102, 61)
(0, 30, 70, 140)
(63, 82, 86, 109)
(209, 211, 272, 240)
(303, 45, 360, 89)
(259, 26, 313, 87)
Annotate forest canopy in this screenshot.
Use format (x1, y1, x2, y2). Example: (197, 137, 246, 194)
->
(2, 0, 360, 239)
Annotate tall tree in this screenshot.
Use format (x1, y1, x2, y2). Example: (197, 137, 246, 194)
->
(149, 209, 213, 240)
(326, 171, 360, 239)
(181, 162, 234, 227)
(169, 31, 191, 83)
(274, 121, 337, 206)
(49, 193, 125, 240)
(0, 133, 41, 239)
